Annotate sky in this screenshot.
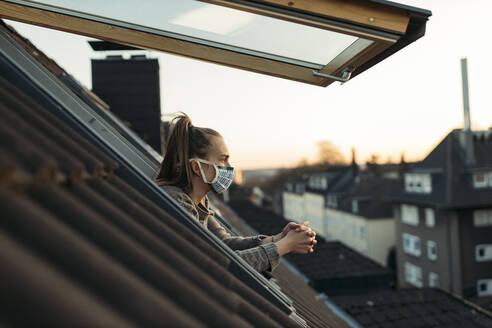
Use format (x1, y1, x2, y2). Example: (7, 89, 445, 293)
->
(5, 0, 492, 170)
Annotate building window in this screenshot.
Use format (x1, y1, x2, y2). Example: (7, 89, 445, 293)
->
(404, 262, 423, 287)
(295, 183, 305, 194)
(403, 233, 421, 257)
(321, 177, 327, 190)
(477, 279, 492, 297)
(360, 226, 366, 239)
(326, 194, 338, 208)
(473, 172, 492, 188)
(427, 240, 438, 261)
(425, 208, 435, 227)
(309, 176, 328, 190)
(401, 204, 419, 226)
(476, 245, 492, 262)
(474, 209, 492, 227)
(405, 173, 432, 193)
(352, 199, 358, 214)
(429, 272, 440, 287)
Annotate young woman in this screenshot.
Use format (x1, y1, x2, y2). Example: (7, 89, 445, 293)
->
(155, 113, 317, 273)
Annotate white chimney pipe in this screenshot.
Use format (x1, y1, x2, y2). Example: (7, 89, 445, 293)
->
(460, 57, 475, 166)
(461, 57, 471, 131)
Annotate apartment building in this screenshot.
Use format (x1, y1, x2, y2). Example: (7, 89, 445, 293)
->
(325, 177, 398, 266)
(283, 165, 358, 236)
(283, 164, 399, 266)
(393, 128, 492, 311)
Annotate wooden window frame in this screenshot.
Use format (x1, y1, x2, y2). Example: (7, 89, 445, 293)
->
(0, 0, 426, 87)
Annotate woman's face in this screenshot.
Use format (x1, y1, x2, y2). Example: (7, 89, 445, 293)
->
(202, 136, 231, 182)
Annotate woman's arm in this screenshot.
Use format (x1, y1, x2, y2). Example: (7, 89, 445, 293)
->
(207, 215, 274, 250)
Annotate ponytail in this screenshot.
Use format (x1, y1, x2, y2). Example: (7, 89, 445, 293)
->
(155, 113, 220, 192)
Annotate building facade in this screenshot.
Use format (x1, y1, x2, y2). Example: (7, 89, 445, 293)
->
(394, 129, 492, 311)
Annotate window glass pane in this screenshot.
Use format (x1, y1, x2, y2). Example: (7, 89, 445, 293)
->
(403, 233, 421, 257)
(429, 272, 439, 287)
(425, 208, 435, 227)
(477, 280, 492, 296)
(404, 262, 423, 288)
(475, 244, 492, 262)
(474, 210, 492, 227)
(28, 0, 371, 67)
(401, 204, 419, 226)
(427, 240, 437, 261)
(473, 173, 487, 188)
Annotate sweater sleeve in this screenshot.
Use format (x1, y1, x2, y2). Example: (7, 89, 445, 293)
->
(207, 215, 280, 272)
(207, 215, 274, 250)
(235, 242, 280, 273)
(163, 186, 280, 273)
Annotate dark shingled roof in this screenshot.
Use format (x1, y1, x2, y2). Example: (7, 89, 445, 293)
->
(332, 288, 492, 328)
(226, 200, 492, 328)
(392, 129, 492, 208)
(0, 74, 302, 327)
(228, 200, 394, 296)
(304, 165, 358, 195)
(0, 20, 346, 327)
(210, 195, 351, 328)
(338, 176, 399, 219)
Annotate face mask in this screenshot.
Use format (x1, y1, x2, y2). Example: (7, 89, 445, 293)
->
(189, 158, 235, 194)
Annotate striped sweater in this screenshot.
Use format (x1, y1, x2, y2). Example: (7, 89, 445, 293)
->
(161, 185, 280, 273)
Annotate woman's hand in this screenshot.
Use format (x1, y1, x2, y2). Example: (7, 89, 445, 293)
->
(275, 228, 317, 256)
(274, 221, 310, 242)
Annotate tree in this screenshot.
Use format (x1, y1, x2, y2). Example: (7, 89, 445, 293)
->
(314, 140, 346, 165)
(366, 153, 380, 164)
(296, 157, 310, 167)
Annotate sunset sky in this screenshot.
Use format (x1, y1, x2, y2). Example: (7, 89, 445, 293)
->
(6, 0, 492, 170)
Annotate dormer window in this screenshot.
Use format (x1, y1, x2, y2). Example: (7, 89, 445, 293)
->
(405, 173, 432, 193)
(321, 177, 327, 190)
(309, 176, 328, 190)
(473, 172, 492, 188)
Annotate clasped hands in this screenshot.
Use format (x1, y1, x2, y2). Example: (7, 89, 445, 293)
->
(273, 221, 317, 256)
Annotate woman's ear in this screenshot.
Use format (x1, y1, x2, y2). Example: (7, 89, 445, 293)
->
(190, 160, 201, 176)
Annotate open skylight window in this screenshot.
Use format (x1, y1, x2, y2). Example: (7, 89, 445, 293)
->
(0, 0, 431, 86)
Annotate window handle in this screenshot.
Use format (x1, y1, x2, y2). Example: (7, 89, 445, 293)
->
(312, 67, 353, 83)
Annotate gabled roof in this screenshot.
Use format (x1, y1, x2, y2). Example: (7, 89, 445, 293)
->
(392, 129, 492, 208)
(337, 176, 399, 218)
(303, 165, 358, 195)
(0, 20, 338, 327)
(332, 288, 492, 328)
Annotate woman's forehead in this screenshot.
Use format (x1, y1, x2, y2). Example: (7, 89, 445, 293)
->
(209, 136, 229, 157)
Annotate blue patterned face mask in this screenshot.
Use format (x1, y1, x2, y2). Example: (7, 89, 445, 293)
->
(189, 158, 235, 194)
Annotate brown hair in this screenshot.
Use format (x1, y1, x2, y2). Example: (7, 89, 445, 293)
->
(155, 113, 221, 192)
